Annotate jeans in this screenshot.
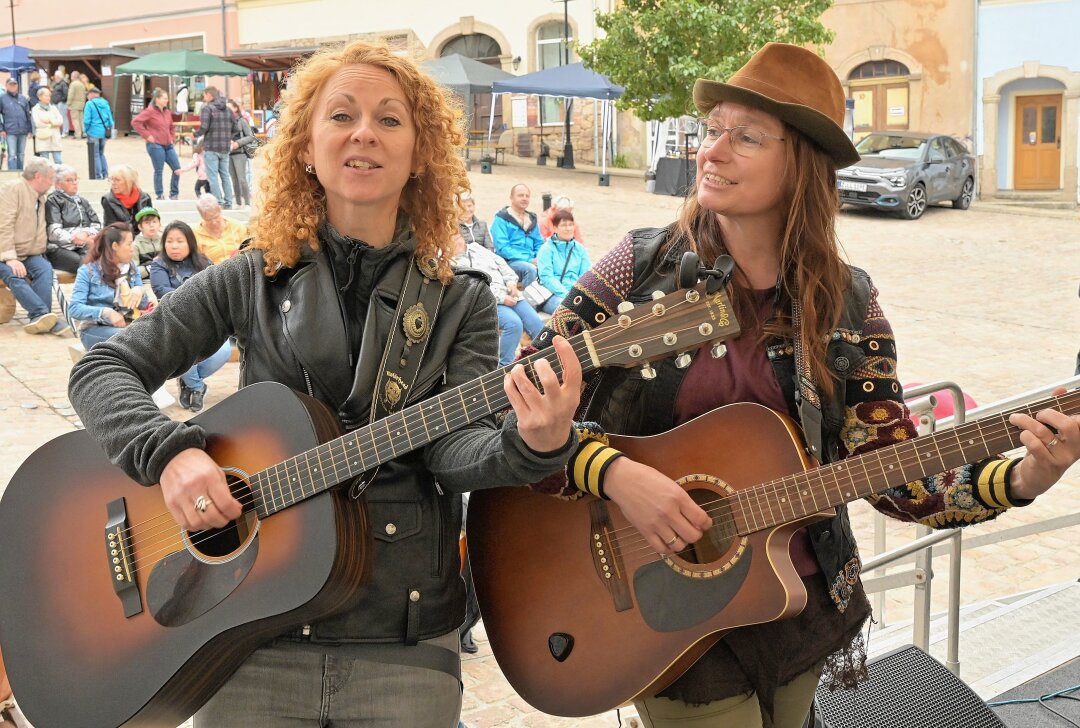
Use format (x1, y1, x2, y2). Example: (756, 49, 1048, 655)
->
(229, 152, 251, 206)
(88, 136, 108, 179)
(204, 149, 233, 207)
(0, 254, 53, 319)
(496, 300, 544, 366)
(55, 102, 69, 135)
(194, 631, 461, 727)
(180, 340, 231, 392)
(146, 143, 180, 199)
(6, 133, 27, 170)
(79, 324, 125, 350)
(508, 259, 537, 287)
(540, 295, 560, 315)
(39, 149, 61, 163)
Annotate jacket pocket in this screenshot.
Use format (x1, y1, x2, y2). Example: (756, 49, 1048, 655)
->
(369, 499, 422, 544)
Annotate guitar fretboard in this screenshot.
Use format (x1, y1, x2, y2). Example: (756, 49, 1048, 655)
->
(730, 390, 1080, 535)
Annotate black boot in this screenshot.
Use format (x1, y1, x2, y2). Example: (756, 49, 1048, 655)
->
(178, 381, 193, 410)
(460, 629, 478, 654)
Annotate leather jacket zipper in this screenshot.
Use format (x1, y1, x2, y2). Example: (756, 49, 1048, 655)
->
(300, 365, 314, 397)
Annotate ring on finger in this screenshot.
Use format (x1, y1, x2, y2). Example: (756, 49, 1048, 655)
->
(194, 495, 213, 513)
(665, 534, 679, 547)
(1048, 438, 1060, 449)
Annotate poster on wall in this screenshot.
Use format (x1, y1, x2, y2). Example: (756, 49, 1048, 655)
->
(130, 74, 146, 117)
(512, 97, 527, 129)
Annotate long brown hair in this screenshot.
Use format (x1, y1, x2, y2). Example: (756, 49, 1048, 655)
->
(251, 41, 469, 281)
(85, 222, 134, 289)
(670, 127, 850, 400)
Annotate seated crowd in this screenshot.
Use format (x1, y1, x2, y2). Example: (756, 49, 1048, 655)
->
(1, 156, 244, 410)
(4, 158, 582, 404)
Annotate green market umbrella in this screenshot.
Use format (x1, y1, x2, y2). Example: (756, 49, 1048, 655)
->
(115, 50, 249, 77)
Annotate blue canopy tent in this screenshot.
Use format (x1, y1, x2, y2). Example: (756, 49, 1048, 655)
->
(490, 62, 624, 176)
(0, 45, 37, 73)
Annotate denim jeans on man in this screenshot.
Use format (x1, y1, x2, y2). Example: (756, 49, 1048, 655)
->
(5, 133, 27, 170)
(507, 259, 537, 287)
(180, 340, 231, 392)
(88, 136, 108, 179)
(146, 142, 181, 199)
(204, 149, 233, 207)
(0, 254, 53, 319)
(496, 300, 543, 366)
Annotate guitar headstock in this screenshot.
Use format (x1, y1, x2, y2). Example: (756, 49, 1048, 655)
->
(586, 283, 741, 369)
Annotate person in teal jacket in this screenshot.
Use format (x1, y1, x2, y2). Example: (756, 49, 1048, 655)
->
(489, 183, 544, 285)
(536, 209, 590, 314)
(82, 88, 113, 179)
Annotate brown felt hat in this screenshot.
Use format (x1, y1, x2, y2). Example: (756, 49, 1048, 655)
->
(693, 43, 859, 169)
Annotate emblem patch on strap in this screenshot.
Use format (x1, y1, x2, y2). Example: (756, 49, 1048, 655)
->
(383, 371, 408, 409)
(418, 256, 440, 280)
(403, 302, 430, 345)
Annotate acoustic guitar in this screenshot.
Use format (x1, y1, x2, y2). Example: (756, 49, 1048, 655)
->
(0, 281, 738, 728)
(467, 392, 1072, 717)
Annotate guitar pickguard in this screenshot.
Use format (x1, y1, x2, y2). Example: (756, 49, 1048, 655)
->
(632, 546, 752, 632)
(146, 533, 259, 627)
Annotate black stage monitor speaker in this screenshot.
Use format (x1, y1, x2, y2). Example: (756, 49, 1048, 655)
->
(813, 645, 1005, 728)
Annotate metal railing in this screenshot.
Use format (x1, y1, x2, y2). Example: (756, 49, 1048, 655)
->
(860, 376, 1080, 677)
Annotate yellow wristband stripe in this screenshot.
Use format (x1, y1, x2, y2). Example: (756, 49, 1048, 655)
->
(572, 441, 607, 494)
(585, 446, 623, 498)
(977, 459, 1010, 508)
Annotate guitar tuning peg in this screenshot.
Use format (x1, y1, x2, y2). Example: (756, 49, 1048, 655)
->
(616, 301, 634, 314)
(710, 343, 728, 359)
(651, 290, 666, 300)
(675, 352, 693, 369)
(639, 363, 657, 380)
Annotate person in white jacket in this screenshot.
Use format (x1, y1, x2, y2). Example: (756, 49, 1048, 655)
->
(452, 232, 542, 366)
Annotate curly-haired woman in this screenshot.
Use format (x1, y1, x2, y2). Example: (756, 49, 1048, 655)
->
(68, 40, 582, 726)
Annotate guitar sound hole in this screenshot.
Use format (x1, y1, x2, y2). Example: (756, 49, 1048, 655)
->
(188, 476, 257, 559)
(675, 487, 738, 565)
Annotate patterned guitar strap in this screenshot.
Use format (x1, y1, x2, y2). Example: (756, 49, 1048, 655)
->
(348, 255, 445, 499)
(789, 280, 827, 460)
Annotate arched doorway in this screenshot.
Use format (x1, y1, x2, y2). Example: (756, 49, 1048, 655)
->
(848, 60, 911, 140)
(441, 33, 503, 132)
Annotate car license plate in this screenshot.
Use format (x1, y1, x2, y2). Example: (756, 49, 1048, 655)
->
(838, 180, 867, 192)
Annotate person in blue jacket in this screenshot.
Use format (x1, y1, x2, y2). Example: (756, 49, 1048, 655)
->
(536, 209, 591, 314)
(0, 77, 33, 170)
(148, 220, 231, 412)
(489, 183, 543, 286)
(82, 87, 114, 180)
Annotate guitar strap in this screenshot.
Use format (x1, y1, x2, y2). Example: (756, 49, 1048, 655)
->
(789, 281, 826, 460)
(347, 255, 445, 499)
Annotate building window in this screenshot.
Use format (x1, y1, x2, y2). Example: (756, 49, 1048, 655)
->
(537, 21, 571, 126)
(441, 34, 503, 132)
(849, 60, 910, 80)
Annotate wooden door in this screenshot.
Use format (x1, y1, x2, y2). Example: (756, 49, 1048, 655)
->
(851, 82, 910, 141)
(1015, 94, 1062, 190)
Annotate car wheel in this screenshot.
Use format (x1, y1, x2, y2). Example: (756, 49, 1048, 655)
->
(952, 177, 974, 210)
(902, 184, 927, 220)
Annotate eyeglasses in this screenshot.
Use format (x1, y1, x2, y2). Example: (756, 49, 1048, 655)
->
(693, 120, 785, 157)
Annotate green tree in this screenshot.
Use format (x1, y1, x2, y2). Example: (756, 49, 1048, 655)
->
(577, 0, 835, 122)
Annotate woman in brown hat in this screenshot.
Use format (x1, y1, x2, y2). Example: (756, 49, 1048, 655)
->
(526, 42, 1080, 727)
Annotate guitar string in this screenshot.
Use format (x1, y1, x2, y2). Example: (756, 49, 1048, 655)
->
(122, 384, 1080, 574)
(118, 308, 728, 571)
(586, 393, 1080, 560)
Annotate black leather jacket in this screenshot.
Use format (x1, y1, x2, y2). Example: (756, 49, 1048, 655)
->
(583, 228, 871, 609)
(44, 190, 100, 250)
(101, 189, 153, 227)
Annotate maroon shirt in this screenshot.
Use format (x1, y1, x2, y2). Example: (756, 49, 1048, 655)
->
(131, 105, 178, 146)
(673, 289, 819, 576)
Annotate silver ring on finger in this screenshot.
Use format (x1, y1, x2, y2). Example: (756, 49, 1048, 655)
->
(194, 495, 212, 513)
(1048, 438, 1060, 449)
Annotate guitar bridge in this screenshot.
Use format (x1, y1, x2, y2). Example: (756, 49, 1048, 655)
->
(105, 498, 143, 618)
(588, 500, 632, 612)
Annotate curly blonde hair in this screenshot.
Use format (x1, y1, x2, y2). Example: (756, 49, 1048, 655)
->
(251, 41, 469, 281)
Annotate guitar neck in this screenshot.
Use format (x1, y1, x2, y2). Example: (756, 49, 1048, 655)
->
(248, 334, 598, 518)
(734, 390, 1080, 535)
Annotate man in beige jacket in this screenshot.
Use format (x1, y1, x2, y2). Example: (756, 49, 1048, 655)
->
(0, 157, 61, 333)
(67, 72, 87, 139)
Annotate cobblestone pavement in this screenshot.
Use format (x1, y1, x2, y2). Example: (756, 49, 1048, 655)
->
(1, 135, 1079, 727)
